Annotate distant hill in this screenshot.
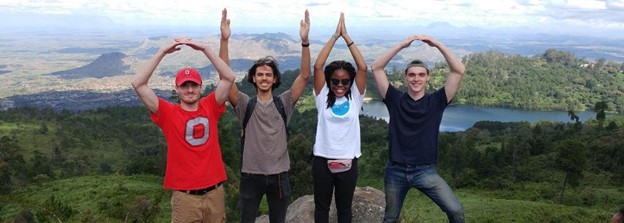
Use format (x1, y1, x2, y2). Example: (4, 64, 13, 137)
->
(47, 52, 129, 79)
(1, 29, 623, 112)
(249, 32, 299, 54)
(2, 89, 171, 111)
(0, 65, 9, 75)
(55, 47, 120, 55)
(56, 33, 310, 80)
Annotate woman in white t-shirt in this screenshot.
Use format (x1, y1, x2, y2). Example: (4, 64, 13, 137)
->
(311, 12, 367, 223)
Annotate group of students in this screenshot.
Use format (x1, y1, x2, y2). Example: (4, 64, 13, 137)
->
(131, 9, 466, 223)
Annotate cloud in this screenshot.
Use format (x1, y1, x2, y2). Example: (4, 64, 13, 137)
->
(1, 0, 623, 37)
(305, 1, 330, 7)
(606, 0, 624, 9)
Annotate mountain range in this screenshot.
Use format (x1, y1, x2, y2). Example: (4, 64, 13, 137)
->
(0, 28, 623, 111)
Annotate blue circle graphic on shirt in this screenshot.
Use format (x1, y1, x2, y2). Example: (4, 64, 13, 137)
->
(331, 101, 350, 116)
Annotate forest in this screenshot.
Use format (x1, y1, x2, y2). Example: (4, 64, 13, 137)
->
(0, 49, 623, 222)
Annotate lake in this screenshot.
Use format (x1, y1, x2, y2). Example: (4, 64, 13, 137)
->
(361, 101, 599, 132)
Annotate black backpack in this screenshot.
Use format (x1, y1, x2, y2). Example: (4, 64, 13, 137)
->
(239, 96, 288, 167)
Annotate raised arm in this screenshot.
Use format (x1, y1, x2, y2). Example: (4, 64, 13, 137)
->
(290, 9, 311, 103)
(180, 39, 236, 106)
(131, 40, 184, 113)
(419, 35, 466, 103)
(340, 13, 367, 95)
(370, 36, 418, 99)
(313, 13, 342, 95)
(218, 8, 240, 106)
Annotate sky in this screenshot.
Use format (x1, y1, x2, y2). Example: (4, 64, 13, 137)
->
(1, 0, 624, 38)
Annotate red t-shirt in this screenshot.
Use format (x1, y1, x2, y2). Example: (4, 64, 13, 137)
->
(150, 93, 227, 190)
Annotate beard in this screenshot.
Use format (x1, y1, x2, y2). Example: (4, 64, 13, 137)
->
(180, 94, 200, 104)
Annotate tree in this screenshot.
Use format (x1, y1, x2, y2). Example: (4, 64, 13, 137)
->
(555, 140, 586, 204)
(542, 49, 576, 67)
(607, 121, 618, 130)
(287, 133, 314, 199)
(38, 123, 49, 134)
(567, 110, 581, 131)
(30, 150, 53, 179)
(170, 89, 179, 103)
(0, 135, 24, 193)
(594, 101, 608, 128)
(595, 58, 606, 70)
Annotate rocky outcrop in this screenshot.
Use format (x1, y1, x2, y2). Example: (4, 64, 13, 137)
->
(256, 186, 385, 223)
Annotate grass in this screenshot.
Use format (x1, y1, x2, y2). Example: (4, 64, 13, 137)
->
(397, 189, 613, 222)
(1, 175, 621, 222)
(1, 174, 170, 222)
(358, 178, 618, 223)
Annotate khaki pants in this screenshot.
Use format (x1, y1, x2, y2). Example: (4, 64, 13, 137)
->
(171, 185, 226, 223)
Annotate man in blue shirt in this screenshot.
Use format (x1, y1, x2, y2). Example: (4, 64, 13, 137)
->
(370, 35, 466, 223)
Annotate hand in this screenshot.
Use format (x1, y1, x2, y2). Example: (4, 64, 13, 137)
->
(416, 35, 438, 47)
(221, 8, 231, 41)
(339, 12, 348, 37)
(333, 13, 342, 38)
(174, 37, 191, 42)
(400, 35, 422, 48)
(160, 40, 185, 54)
(300, 9, 310, 43)
(177, 39, 210, 52)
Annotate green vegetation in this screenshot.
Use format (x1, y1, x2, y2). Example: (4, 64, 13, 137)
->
(381, 49, 624, 113)
(1, 50, 624, 222)
(1, 175, 168, 222)
(1, 104, 622, 222)
(398, 189, 613, 222)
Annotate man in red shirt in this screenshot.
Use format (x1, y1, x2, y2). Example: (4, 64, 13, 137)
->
(131, 38, 236, 223)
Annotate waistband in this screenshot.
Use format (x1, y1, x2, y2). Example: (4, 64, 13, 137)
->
(388, 161, 432, 168)
(241, 171, 288, 177)
(178, 182, 223, 195)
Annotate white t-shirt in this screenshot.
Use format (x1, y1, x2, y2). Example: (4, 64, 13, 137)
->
(313, 83, 365, 159)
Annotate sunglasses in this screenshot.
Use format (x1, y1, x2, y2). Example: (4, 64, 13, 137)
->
(255, 57, 277, 65)
(331, 78, 351, 86)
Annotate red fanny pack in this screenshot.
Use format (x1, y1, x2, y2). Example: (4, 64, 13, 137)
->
(327, 159, 352, 173)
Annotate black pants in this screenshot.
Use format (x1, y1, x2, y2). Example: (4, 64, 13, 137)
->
(312, 156, 358, 223)
(239, 172, 291, 223)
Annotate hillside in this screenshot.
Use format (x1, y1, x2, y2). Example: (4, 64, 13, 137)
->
(0, 102, 622, 222)
(2, 48, 623, 113)
(1, 175, 169, 222)
(0, 175, 615, 222)
(48, 52, 129, 79)
(0, 30, 623, 113)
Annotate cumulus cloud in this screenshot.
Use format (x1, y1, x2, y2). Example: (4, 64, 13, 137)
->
(0, 0, 622, 36)
(606, 0, 624, 9)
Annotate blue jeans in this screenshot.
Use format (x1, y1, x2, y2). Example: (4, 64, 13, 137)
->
(239, 172, 291, 223)
(383, 163, 464, 223)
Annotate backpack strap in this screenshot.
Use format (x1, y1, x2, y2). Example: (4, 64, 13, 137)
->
(242, 97, 257, 132)
(240, 97, 257, 171)
(272, 95, 287, 127)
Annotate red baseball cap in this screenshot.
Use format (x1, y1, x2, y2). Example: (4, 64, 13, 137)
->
(175, 67, 202, 87)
